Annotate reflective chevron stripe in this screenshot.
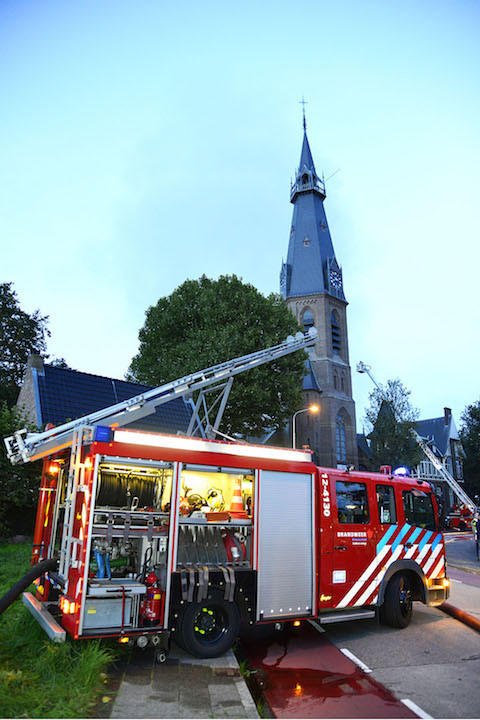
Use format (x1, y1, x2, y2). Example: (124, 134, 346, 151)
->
(335, 523, 446, 609)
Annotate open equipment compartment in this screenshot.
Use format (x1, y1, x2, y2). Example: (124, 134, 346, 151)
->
(78, 455, 174, 636)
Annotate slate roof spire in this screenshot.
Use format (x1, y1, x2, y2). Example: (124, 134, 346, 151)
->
(298, 127, 317, 176)
(280, 123, 345, 302)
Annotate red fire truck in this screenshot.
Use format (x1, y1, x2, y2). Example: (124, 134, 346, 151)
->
(2, 332, 448, 660)
(445, 505, 473, 532)
(11, 427, 448, 660)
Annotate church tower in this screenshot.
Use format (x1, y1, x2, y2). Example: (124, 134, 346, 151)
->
(280, 118, 358, 468)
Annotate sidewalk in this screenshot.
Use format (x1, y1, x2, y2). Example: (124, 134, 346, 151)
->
(442, 566, 480, 630)
(110, 643, 259, 719)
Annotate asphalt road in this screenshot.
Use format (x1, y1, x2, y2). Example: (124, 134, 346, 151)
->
(444, 530, 480, 574)
(321, 547, 480, 720)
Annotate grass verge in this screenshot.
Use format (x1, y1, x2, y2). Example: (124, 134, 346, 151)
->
(0, 542, 122, 718)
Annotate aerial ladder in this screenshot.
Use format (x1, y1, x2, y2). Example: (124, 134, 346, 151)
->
(357, 361, 476, 513)
(4, 328, 317, 466)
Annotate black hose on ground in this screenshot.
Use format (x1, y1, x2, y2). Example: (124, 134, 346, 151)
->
(0, 557, 58, 616)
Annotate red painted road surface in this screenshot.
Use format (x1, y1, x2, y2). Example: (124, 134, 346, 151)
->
(241, 623, 418, 719)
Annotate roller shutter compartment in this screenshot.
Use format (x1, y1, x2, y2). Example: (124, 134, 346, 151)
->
(256, 471, 314, 620)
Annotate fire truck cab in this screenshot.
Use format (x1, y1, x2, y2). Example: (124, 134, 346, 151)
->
(25, 425, 449, 659)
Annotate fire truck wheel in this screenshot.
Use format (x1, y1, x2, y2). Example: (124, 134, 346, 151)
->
(381, 573, 412, 629)
(176, 589, 240, 659)
(459, 521, 466, 532)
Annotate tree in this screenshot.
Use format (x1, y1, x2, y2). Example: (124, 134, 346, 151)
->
(0, 283, 50, 407)
(49, 357, 72, 369)
(127, 275, 306, 436)
(0, 402, 41, 537)
(460, 400, 480, 499)
(365, 378, 423, 471)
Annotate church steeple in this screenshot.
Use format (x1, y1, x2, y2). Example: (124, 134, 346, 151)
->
(280, 127, 345, 302)
(280, 120, 357, 470)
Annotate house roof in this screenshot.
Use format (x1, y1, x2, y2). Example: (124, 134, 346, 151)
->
(416, 415, 457, 457)
(33, 364, 193, 434)
(357, 432, 373, 460)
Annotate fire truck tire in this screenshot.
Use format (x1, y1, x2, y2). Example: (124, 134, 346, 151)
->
(176, 589, 240, 658)
(381, 573, 412, 629)
(459, 521, 466, 532)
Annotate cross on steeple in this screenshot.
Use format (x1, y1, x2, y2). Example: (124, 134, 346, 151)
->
(299, 97, 308, 130)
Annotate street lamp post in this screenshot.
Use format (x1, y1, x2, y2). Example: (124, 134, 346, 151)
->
(292, 405, 319, 448)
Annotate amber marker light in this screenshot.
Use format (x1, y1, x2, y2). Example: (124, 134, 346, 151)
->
(442, 578, 450, 588)
(293, 620, 301, 627)
(48, 464, 59, 474)
(84, 456, 93, 469)
(119, 637, 130, 644)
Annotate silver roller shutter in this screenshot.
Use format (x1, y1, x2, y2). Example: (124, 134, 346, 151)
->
(256, 470, 314, 620)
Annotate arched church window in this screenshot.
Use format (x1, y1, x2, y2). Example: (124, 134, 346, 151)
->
(336, 414, 347, 463)
(303, 309, 314, 332)
(333, 372, 338, 390)
(302, 173, 309, 185)
(341, 375, 345, 392)
(331, 312, 341, 354)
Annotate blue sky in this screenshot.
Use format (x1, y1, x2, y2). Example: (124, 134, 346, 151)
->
(1, 0, 479, 430)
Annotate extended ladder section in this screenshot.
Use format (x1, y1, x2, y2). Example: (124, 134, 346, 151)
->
(357, 361, 476, 513)
(412, 430, 475, 512)
(5, 328, 317, 465)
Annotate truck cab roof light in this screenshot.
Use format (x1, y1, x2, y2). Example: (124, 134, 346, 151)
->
(93, 426, 114, 443)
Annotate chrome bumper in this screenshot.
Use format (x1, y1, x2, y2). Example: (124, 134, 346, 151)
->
(22, 592, 66, 642)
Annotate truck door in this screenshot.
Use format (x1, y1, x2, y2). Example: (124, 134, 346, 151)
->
(331, 478, 376, 608)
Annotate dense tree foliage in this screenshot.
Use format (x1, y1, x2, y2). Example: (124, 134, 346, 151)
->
(0, 283, 50, 407)
(0, 403, 41, 536)
(460, 400, 480, 499)
(127, 275, 307, 436)
(365, 378, 423, 471)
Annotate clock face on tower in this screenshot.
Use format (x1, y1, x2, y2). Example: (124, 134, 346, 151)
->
(330, 269, 342, 290)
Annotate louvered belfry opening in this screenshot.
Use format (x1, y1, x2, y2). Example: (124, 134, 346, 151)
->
(331, 311, 341, 354)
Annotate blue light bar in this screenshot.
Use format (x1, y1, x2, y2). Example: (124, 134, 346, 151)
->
(393, 466, 410, 477)
(93, 426, 114, 443)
